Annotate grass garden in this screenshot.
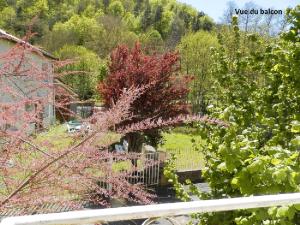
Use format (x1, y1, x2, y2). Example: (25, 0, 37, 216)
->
(32, 125, 205, 172)
(160, 131, 205, 170)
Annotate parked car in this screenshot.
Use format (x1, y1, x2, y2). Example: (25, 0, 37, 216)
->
(66, 120, 91, 133)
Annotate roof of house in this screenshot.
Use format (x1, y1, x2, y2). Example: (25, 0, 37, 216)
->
(0, 29, 57, 60)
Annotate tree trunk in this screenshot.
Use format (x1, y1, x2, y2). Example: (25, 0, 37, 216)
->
(125, 132, 144, 153)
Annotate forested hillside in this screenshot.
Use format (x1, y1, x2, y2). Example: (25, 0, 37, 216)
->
(0, 0, 214, 46)
(0, 0, 215, 100)
(0, 0, 288, 110)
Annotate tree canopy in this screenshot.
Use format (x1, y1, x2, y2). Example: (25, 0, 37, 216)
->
(99, 43, 191, 151)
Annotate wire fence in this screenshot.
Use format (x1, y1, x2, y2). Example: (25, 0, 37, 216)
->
(165, 148, 203, 171)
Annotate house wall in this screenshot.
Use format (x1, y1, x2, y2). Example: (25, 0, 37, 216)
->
(0, 39, 55, 132)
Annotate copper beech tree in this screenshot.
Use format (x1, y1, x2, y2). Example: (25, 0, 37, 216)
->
(99, 43, 193, 152)
(0, 39, 226, 214)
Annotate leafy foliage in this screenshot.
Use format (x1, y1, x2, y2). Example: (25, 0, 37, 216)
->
(0, 0, 214, 51)
(173, 7, 300, 224)
(177, 31, 219, 114)
(56, 45, 105, 100)
(99, 43, 192, 151)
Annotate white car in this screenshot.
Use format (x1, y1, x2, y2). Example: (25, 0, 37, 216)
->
(66, 121, 91, 133)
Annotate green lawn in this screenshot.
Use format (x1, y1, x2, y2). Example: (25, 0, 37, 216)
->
(34, 125, 75, 150)
(4, 125, 121, 182)
(34, 125, 121, 150)
(34, 125, 143, 174)
(160, 130, 205, 170)
(19, 125, 205, 176)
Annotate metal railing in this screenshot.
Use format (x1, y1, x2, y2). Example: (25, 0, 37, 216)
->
(2, 193, 300, 225)
(98, 152, 161, 189)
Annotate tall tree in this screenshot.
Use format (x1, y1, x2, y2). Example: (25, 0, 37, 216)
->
(103, 0, 110, 11)
(141, 0, 152, 31)
(134, 0, 143, 16)
(140, 29, 164, 53)
(192, 12, 205, 32)
(177, 31, 218, 114)
(108, 0, 124, 17)
(166, 15, 186, 49)
(154, 4, 163, 23)
(56, 45, 104, 100)
(99, 43, 192, 152)
(221, 1, 238, 24)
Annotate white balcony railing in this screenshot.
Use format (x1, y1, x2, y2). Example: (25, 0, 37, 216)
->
(2, 193, 300, 225)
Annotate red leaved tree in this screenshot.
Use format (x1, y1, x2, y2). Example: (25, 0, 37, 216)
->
(99, 43, 192, 152)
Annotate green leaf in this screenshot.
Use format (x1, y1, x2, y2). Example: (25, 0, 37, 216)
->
(294, 204, 300, 211)
(217, 162, 227, 171)
(276, 206, 290, 218)
(231, 177, 239, 188)
(247, 160, 262, 174)
(268, 207, 277, 217)
(272, 169, 287, 183)
(185, 179, 192, 185)
(290, 152, 299, 160)
(271, 158, 281, 165)
(291, 121, 300, 133)
(291, 136, 300, 147)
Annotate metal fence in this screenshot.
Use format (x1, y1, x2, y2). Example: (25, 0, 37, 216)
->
(165, 148, 203, 171)
(97, 147, 205, 189)
(97, 147, 203, 191)
(98, 152, 162, 189)
(2, 193, 300, 225)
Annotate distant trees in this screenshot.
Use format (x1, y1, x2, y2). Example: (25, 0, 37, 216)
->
(177, 31, 218, 114)
(99, 43, 192, 152)
(103, 0, 110, 11)
(221, 1, 238, 24)
(221, 0, 289, 35)
(0, 6, 16, 32)
(56, 45, 105, 100)
(154, 6, 174, 39)
(133, 0, 143, 16)
(108, 1, 124, 17)
(165, 17, 184, 49)
(140, 29, 164, 53)
(43, 14, 105, 52)
(94, 15, 139, 57)
(0, 0, 215, 49)
(141, 1, 152, 31)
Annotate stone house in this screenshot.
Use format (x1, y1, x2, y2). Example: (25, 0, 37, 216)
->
(0, 29, 56, 132)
